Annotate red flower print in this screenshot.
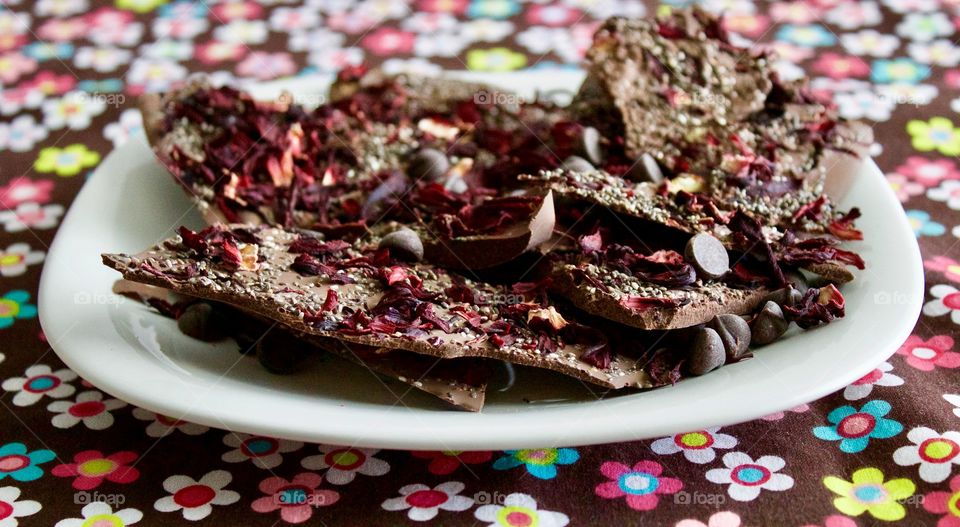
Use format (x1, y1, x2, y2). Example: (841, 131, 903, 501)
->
(26, 71, 77, 96)
(595, 460, 682, 511)
(922, 474, 960, 527)
(411, 450, 493, 475)
(0, 178, 54, 209)
(52, 450, 140, 490)
(896, 335, 960, 371)
(417, 0, 468, 14)
(526, 4, 582, 27)
(723, 14, 771, 38)
(926, 256, 960, 283)
(811, 53, 870, 80)
(250, 472, 339, 524)
(194, 41, 246, 65)
(896, 157, 960, 187)
(947, 70, 960, 90)
(211, 1, 263, 21)
(361, 27, 415, 56)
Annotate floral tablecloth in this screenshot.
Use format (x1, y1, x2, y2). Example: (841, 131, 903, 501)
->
(1, 0, 960, 525)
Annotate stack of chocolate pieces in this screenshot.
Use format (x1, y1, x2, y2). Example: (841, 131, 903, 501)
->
(105, 8, 868, 411)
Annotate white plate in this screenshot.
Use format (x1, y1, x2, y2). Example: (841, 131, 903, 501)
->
(39, 71, 924, 449)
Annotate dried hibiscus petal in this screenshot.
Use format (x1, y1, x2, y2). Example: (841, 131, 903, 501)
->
(783, 284, 845, 329)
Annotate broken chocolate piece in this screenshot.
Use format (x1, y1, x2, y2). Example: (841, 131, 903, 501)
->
(685, 233, 729, 280)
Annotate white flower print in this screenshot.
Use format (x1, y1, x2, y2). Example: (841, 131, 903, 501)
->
(0, 115, 48, 153)
(47, 390, 127, 430)
(42, 91, 106, 131)
(834, 90, 895, 121)
(381, 57, 443, 76)
(875, 83, 938, 106)
(460, 19, 514, 42)
(356, 0, 409, 20)
(300, 445, 390, 484)
(414, 32, 470, 58)
(2, 364, 76, 407)
(843, 361, 904, 400)
(103, 109, 144, 148)
(475, 492, 569, 527)
(650, 427, 738, 464)
(221, 433, 302, 469)
(810, 77, 872, 94)
(896, 12, 953, 42)
(154, 470, 240, 521)
(151, 17, 208, 40)
(928, 180, 960, 210)
(699, 0, 755, 15)
(269, 6, 321, 32)
(87, 21, 143, 47)
(131, 407, 209, 437)
(706, 452, 795, 501)
(55, 502, 142, 527)
(0, 486, 41, 526)
(288, 27, 344, 52)
(126, 58, 188, 94)
(569, 0, 646, 18)
(381, 481, 473, 522)
(139, 40, 194, 61)
(401, 12, 457, 33)
(909, 39, 960, 67)
(0, 203, 65, 232)
(881, 0, 939, 13)
(923, 284, 960, 324)
(213, 20, 268, 44)
(893, 427, 960, 483)
(825, 1, 882, 30)
(774, 60, 805, 82)
(73, 47, 132, 73)
(34, 0, 88, 17)
(945, 394, 960, 418)
(841, 29, 901, 57)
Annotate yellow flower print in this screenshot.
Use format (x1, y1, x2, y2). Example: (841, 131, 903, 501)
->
(823, 467, 915, 521)
(34, 144, 101, 177)
(466, 47, 527, 72)
(115, 0, 168, 13)
(907, 117, 960, 156)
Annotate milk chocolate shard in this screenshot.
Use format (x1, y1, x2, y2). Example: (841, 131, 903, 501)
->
(114, 279, 488, 411)
(102, 225, 654, 390)
(422, 191, 556, 270)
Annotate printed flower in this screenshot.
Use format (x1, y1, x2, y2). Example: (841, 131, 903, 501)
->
(843, 362, 903, 400)
(770, 1, 820, 23)
(706, 452, 794, 501)
(193, 40, 246, 65)
(0, 443, 55, 482)
(886, 173, 925, 202)
(677, 511, 742, 527)
(221, 433, 302, 469)
(0, 178, 53, 209)
(0, 487, 41, 525)
(77, 78, 124, 94)
(927, 256, 960, 283)
(250, 472, 338, 524)
(492, 448, 579, 479)
(412, 450, 493, 475)
(929, 180, 960, 210)
(871, 58, 930, 84)
(946, 394, 960, 419)
(0, 202, 64, 232)
(42, 92, 106, 131)
(36, 0, 90, 17)
(595, 460, 682, 510)
(841, 29, 900, 57)
(906, 209, 945, 236)
(909, 40, 960, 67)
(115, 0, 167, 13)
(924, 288, 960, 326)
(467, 47, 527, 71)
(22, 42, 74, 62)
(894, 427, 960, 483)
(814, 400, 903, 453)
(650, 427, 737, 464)
(47, 391, 127, 430)
(361, 27, 415, 55)
(125, 58, 188, 94)
(103, 109, 143, 148)
(37, 17, 88, 43)
(824, 467, 915, 521)
(326, 11, 378, 34)
(761, 403, 810, 421)
(0, 243, 44, 277)
(140, 40, 193, 61)
(923, 474, 960, 526)
(0, 53, 36, 85)
(34, 145, 101, 177)
(0, 115, 47, 153)
(415, 31, 471, 57)
(475, 492, 569, 527)
(381, 481, 473, 522)
(269, 6, 321, 31)
(723, 14, 770, 38)
(527, 4, 581, 26)
(824, 1, 881, 29)
(51, 450, 139, 490)
(210, 0, 263, 21)
(131, 408, 209, 437)
(834, 90, 894, 121)
(461, 18, 515, 41)
(882, 0, 939, 13)
(73, 46, 131, 73)
(898, 334, 960, 370)
(2, 364, 75, 406)
(152, 17, 208, 39)
(799, 515, 860, 527)
(812, 53, 870, 80)
(212, 20, 268, 45)
(382, 57, 443, 76)
(896, 156, 960, 186)
(28, 71, 77, 97)
(881, 80, 938, 105)
(85, 8, 143, 47)
(236, 51, 297, 80)
(54, 502, 142, 527)
(300, 446, 390, 484)
(896, 12, 952, 42)
(418, 0, 469, 14)
(467, 0, 519, 19)
(775, 24, 836, 47)
(154, 470, 239, 521)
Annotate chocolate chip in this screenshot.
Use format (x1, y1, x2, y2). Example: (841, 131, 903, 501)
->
(750, 301, 790, 346)
(177, 302, 228, 341)
(626, 153, 665, 184)
(688, 327, 725, 375)
(407, 148, 450, 181)
(580, 126, 603, 165)
(706, 313, 751, 360)
(378, 228, 424, 262)
(685, 233, 729, 280)
(764, 286, 803, 309)
(562, 155, 594, 172)
(256, 330, 308, 374)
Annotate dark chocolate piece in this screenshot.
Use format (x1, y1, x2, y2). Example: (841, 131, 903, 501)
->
(750, 301, 790, 346)
(706, 314, 751, 360)
(378, 228, 424, 262)
(685, 233, 729, 280)
(688, 327, 725, 375)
